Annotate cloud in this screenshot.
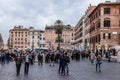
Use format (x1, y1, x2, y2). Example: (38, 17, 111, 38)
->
(0, 0, 116, 44)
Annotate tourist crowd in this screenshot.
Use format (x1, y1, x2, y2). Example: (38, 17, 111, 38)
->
(0, 48, 117, 76)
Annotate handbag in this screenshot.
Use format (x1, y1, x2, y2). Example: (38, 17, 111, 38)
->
(98, 60, 102, 64)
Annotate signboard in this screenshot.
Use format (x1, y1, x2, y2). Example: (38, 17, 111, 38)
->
(112, 32, 117, 34)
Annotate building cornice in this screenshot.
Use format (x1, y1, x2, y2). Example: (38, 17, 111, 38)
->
(89, 2, 120, 17)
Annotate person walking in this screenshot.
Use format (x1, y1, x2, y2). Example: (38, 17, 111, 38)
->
(90, 50, 95, 64)
(107, 50, 111, 62)
(38, 53, 43, 65)
(96, 53, 102, 72)
(24, 53, 30, 75)
(58, 53, 63, 74)
(61, 54, 67, 75)
(49, 53, 55, 66)
(1, 52, 6, 64)
(65, 53, 70, 75)
(15, 54, 22, 76)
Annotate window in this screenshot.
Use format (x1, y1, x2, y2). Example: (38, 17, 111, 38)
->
(11, 38, 13, 41)
(99, 10, 101, 16)
(104, 20, 110, 27)
(93, 36, 95, 43)
(104, 8, 110, 14)
(32, 32, 34, 35)
(90, 25, 95, 33)
(119, 8, 120, 14)
(108, 33, 111, 39)
(15, 42, 17, 44)
(11, 32, 13, 34)
(25, 38, 27, 41)
(32, 36, 34, 39)
(43, 38, 45, 40)
(119, 20, 120, 27)
(25, 41, 27, 44)
(97, 22, 101, 28)
(96, 35, 97, 42)
(43, 45, 45, 47)
(72, 33, 74, 36)
(103, 33, 105, 39)
(98, 34, 101, 42)
(85, 39, 87, 43)
(118, 33, 120, 45)
(96, 12, 98, 18)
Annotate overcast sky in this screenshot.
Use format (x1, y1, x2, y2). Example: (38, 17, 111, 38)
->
(0, 0, 116, 44)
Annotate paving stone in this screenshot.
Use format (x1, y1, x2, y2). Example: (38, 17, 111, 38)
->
(0, 61, 120, 80)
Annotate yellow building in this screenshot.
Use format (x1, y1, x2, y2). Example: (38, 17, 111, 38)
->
(9, 26, 29, 50)
(9, 26, 45, 50)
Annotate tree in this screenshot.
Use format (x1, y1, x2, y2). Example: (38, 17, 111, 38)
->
(55, 34, 64, 43)
(0, 33, 4, 50)
(53, 20, 71, 50)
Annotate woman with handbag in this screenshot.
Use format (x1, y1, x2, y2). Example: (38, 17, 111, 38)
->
(96, 53, 102, 72)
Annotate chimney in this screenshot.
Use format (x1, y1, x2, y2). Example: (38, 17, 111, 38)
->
(116, 0, 120, 2)
(105, 0, 111, 3)
(89, 4, 91, 7)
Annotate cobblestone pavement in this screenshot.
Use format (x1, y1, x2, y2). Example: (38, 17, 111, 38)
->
(0, 60, 120, 80)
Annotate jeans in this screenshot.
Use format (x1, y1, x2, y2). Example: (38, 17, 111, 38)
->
(24, 62, 29, 74)
(16, 64, 21, 76)
(65, 64, 69, 74)
(96, 63, 101, 72)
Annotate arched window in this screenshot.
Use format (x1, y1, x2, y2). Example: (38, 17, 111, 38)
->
(104, 18, 110, 27)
